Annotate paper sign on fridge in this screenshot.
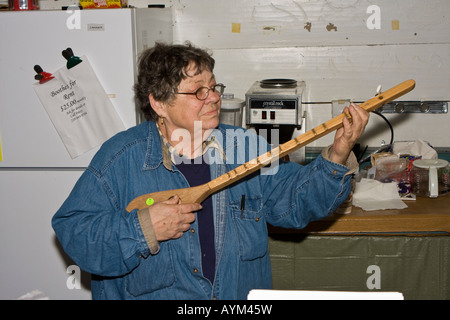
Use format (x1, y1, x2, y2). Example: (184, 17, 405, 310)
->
(33, 56, 125, 159)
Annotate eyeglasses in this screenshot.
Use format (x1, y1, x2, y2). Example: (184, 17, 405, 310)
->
(177, 83, 226, 101)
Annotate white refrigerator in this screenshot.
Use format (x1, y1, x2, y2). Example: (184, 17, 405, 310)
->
(0, 8, 172, 299)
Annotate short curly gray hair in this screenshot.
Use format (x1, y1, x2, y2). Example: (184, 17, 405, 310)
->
(134, 42, 215, 121)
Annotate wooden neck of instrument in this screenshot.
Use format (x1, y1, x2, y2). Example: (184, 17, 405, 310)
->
(207, 80, 415, 194)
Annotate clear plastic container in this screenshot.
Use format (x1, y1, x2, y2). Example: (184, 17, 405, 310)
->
(219, 93, 244, 127)
(411, 160, 450, 197)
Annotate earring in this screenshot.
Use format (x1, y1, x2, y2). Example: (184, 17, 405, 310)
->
(160, 117, 164, 126)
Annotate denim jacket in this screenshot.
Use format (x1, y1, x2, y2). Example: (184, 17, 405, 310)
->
(52, 121, 355, 300)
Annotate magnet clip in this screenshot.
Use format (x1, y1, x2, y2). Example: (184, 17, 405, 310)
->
(34, 65, 54, 84)
(62, 47, 82, 69)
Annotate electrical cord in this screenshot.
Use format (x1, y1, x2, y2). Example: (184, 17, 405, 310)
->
(358, 110, 394, 164)
(372, 110, 394, 146)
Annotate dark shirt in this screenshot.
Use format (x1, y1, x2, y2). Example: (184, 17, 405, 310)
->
(176, 158, 216, 284)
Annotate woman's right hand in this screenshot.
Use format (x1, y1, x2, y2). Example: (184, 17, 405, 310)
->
(148, 195, 201, 241)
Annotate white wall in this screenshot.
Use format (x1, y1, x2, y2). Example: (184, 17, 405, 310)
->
(140, 0, 450, 148)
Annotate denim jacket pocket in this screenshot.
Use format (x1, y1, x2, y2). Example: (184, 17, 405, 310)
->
(230, 196, 268, 261)
(125, 242, 175, 297)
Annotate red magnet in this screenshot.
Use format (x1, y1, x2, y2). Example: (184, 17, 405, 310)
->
(34, 65, 54, 84)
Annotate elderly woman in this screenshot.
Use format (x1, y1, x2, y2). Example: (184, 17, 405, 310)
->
(52, 42, 369, 300)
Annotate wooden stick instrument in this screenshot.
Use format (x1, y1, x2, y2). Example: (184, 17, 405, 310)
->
(126, 79, 415, 212)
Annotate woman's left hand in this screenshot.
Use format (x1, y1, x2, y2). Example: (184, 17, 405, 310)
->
(329, 103, 369, 165)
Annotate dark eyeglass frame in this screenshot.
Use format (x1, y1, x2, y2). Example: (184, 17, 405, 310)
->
(176, 83, 226, 101)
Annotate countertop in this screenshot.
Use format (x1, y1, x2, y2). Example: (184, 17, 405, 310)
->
(269, 194, 450, 236)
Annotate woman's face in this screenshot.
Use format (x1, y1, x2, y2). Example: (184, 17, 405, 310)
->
(157, 63, 221, 139)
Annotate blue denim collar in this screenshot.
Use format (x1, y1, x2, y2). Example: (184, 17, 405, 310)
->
(143, 121, 165, 170)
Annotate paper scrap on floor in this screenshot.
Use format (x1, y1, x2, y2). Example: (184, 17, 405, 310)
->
(247, 289, 404, 300)
(352, 178, 407, 211)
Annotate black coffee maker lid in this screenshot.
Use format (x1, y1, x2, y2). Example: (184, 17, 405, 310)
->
(260, 79, 297, 89)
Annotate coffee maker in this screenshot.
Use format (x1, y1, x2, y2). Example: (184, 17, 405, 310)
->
(245, 79, 306, 164)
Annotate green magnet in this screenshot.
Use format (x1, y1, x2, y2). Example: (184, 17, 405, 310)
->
(146, 198, 155, 206)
